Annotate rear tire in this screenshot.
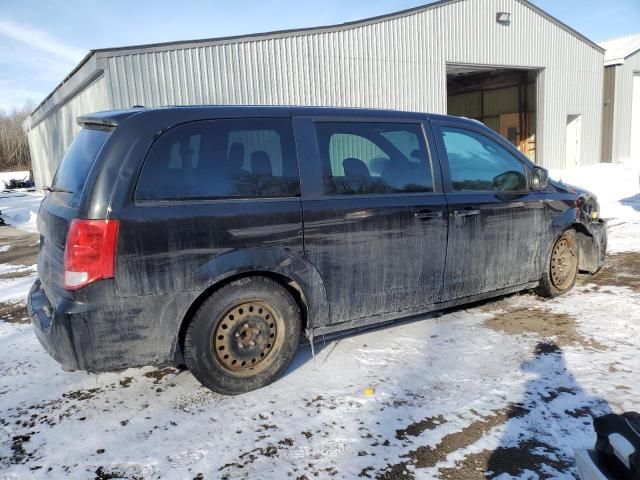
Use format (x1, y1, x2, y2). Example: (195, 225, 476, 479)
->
(184, 276, 301, 395)
(537, 230, 579, 298)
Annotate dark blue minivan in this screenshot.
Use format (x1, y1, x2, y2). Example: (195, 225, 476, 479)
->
(28, 106, 606, 394)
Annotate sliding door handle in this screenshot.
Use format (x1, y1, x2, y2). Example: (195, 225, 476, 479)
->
(414, 210, 444, 220)
(453, 209, 480, 217)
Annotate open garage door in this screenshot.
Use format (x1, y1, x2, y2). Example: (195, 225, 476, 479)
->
(447, 65, 539, 163)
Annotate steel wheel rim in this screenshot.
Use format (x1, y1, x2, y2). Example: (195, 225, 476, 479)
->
(212, 300, 284, 376)
(550, 235, 577, 290)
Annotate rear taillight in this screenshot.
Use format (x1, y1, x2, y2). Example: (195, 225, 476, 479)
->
(64, 219, 119, 291)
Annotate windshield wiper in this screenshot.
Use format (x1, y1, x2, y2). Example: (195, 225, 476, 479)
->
(42, 185, 73, 193)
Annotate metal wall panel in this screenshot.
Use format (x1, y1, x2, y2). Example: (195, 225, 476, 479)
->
(601, 66, 616, 163)
(103, 0, 603, 169)
(29, 0, 606, 184)
(27, 76, 110, 187)
(610, 51, 640, 163)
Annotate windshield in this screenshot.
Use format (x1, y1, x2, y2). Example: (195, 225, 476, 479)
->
(52, 127, 111, 193)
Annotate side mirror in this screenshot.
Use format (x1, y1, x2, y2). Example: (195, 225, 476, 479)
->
(531, 166, 549, 190)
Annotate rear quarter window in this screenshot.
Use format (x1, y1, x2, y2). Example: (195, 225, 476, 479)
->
(53, 128, 111, 194)
(135, 118, 300, 201)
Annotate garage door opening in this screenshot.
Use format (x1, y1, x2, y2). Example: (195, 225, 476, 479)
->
(447, 65, 539, 163)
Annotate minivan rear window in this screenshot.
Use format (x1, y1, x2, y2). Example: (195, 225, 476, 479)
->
(52, 127, 111, 193)
(135, 118, 300, 201)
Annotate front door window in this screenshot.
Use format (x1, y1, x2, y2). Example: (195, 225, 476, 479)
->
(440, 127, 528, 192)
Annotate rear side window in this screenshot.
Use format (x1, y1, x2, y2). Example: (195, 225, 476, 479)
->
(135, 118, 299, 200)
(314, 122, 433, 195)
(53, 128, 111, 193)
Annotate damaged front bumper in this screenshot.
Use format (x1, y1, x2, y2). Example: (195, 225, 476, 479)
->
(577, 219, 607, 274)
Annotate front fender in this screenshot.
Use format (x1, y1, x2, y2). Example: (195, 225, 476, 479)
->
(193, 247, 330, 328)
(551, 206, 580, 235)
(550, 206, 607, 274)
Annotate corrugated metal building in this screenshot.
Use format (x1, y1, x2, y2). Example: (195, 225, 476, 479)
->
(25, 0, 606, 188)
(600, 33, 640, 164)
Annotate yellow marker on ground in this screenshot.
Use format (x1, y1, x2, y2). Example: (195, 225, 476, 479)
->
(363, 387, 375, 396)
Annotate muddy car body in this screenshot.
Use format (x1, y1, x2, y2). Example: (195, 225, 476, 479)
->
(28, 106, 606, 394)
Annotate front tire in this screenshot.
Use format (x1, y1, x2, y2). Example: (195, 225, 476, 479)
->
(537, 230, 579, 298)
(184, 276, 301, 395)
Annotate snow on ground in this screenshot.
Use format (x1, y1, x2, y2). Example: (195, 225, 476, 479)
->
(0, 172, 30, 190)
(0, 191, 41, 234)
(550, 161, 640, 253)
(0, 163, 638, 480)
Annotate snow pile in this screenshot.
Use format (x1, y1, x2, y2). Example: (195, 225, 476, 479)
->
(0, 170, 30, 189)
(550, 160, 640, 218)
(0, 191, 42, 234)
(551, 160, 640, 252)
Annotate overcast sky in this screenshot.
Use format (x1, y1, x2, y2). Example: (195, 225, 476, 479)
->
(1, 0, 639, 112)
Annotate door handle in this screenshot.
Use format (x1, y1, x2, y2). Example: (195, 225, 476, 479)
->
(414, 209, 443, 220)
(453, 208, 481, 217)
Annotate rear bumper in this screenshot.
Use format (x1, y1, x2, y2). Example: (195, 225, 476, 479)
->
(28, 280, 80, 371)
(28, 279, 192, 372)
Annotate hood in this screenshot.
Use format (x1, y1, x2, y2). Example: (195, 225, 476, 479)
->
(548, 178, 600, 221)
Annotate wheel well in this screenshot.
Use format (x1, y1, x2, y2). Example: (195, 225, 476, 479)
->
(175, 271, 308, 365)
(571, 222, 591, 238)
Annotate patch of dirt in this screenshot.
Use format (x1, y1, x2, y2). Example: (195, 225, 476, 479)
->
(0, 227, 39, 267)
(564, 406, 593, 418)
(218, 445, 280, 477)
(94, 464, 152, 480)
(0, 269, 35, 280)
(10, 433, 33, 464)
(378, 404, 529, 479)
(376, 462, 415, 480)
(0, 227, 38, 325)
(0, 301, 29, 323)
(405, 405, 528, 469)
(578, 251, 640, 293)
(143, 367, 176, 383)
(174, 389, 220, 413)
(63, 387, 102, 401)
(483, 307, 605, 350)
(359, 466, 375, 478)
(395, 414, 446, 440)
(438, 439, 572, 480)
(119, 377, 133, 388)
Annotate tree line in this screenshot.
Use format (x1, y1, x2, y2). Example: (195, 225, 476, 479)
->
(0, 105, 32, 172)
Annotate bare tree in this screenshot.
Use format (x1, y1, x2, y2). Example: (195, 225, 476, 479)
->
(0, 104, 33, 172)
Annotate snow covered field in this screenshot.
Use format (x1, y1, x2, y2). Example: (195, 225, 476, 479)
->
(0, 164, 639, 480)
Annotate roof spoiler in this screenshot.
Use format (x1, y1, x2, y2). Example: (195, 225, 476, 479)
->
(77, 107, 145, 129)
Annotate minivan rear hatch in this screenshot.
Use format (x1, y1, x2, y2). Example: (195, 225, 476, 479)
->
(37, 127, 112, 304)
